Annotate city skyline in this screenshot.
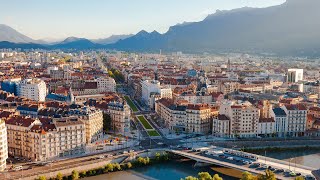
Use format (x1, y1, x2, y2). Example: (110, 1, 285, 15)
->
(0, 0, 285, 40)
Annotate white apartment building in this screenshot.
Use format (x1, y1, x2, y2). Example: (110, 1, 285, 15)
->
(281, 104, 307, 137)
(6, 116, 86, 161)
(69, 107, 103, 143)
(72, 77, 116, 96)
(212, 115, 230, 138)
(141, 80, 172, 108)
(218, 100, 259, 138)
(270, 107, 288, 137)
(287, 69, 303, 83)
(16, 78, 47, 102)
(96, 77, 116, 93)
(0, 119, 8, 171)
(177, 93, 213, 104)
(107, 101, 131, 134)
(257, 118, 275, 137)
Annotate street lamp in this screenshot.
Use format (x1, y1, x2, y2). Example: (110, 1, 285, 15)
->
(264, 150, 267, 164)
(289, 158, 294, 171)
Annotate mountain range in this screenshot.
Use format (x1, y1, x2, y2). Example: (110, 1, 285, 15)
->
(1, 0, 320, 56)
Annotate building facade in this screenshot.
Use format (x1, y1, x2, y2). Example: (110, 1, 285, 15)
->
(107, 101, 131, 134)
(0, 119, 8, 171)
(16, 78, 47, 102)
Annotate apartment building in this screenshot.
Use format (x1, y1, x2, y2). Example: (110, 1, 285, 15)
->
(185, 104, 211, 134)
(217, 101, 259, 138)
(16, 78, 47, 102)
(107, 101, 131, 134)
(212, 115, 230, 137)
(141, 80, 172, 108)
(6, 116, 85, 161)
(0, 119, 8, 171)
(257, 118, 275, 137)
(281, 104, 307, 137)
(155, 99, 187, 132)
(68, 107, 103, 143)
(218, 81, 239, 95)
(287, 69, 304, 83)
(271, 107, 288, 137)
(72, 77, 116, 96)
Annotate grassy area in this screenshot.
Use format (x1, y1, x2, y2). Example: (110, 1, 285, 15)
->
(147, 130, 160, 137)
(137, 115, 153, 130)
(124, 96, 139, 112)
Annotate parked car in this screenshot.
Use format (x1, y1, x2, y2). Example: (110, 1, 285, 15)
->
(226, 157, 234, 160)
(13, 166, 23, 171)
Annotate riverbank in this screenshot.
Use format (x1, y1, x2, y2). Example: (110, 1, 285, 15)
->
(210, 139, 320, 149)
(243, 146, 320, 169)
(242, 145, 320, 153)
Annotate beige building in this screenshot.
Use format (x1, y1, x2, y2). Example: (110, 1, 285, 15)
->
(218, 81, 239, 95)
(155, 99, 187, 132)
(218, 100, 259, 138)
(6, 116, 85, 161)
(0, 119, 8, 171)
(186, 104, 211, 134)
(107, 101, 131, 135)
(69, 107, 103, 143)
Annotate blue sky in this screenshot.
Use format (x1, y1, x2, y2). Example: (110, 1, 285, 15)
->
(0, 0, 286, 40)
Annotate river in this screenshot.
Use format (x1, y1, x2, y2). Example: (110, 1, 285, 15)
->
(84, 149, 320, 180)
(250, 148, 320, 169)
(83, 159, 237, 180)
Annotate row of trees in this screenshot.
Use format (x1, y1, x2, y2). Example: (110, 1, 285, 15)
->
(108, 68, 125, 83)
(35, 153, 170, 180)
(241, 170, 304, 180)
(182, 172, 223, 180)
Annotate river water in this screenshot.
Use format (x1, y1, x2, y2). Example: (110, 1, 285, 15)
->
(251, 149, 320, 169)
(83, 160, 237, 180)
(84, 149, 320, 180)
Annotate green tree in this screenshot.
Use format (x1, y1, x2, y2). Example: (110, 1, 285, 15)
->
(127, 162, 133, 169)
(212, 174, 223, 180)
(37, 176, 46, 180)
(295, 176, 304, 180)
(71, 170, 79, 180)
(105, 163, 114, 172)
(56, 172, 63, 180)
(103, 113, 112, 132)
(155, 152, 161, 161)
(198, 172, 212, 180)
(257, 170, 276, 180)
(113, 163, 121, 171)
(79, 171, 87, 178)
(162, 152, 169, 160)
(241, 171, 257, 180)
(184, 176, 199, 180)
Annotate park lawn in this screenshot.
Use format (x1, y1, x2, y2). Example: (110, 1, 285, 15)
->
(137, 115, 153, 130)
(147, 130, 160, 137)
(124, 96, 139, 112)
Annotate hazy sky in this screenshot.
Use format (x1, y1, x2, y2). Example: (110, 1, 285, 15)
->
(0, 0, 286, 40)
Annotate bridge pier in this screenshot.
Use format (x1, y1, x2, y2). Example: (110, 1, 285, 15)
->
(194, 161, 211, 167)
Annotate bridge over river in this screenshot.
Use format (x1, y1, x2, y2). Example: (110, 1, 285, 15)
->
(168, 148, 317, 180)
